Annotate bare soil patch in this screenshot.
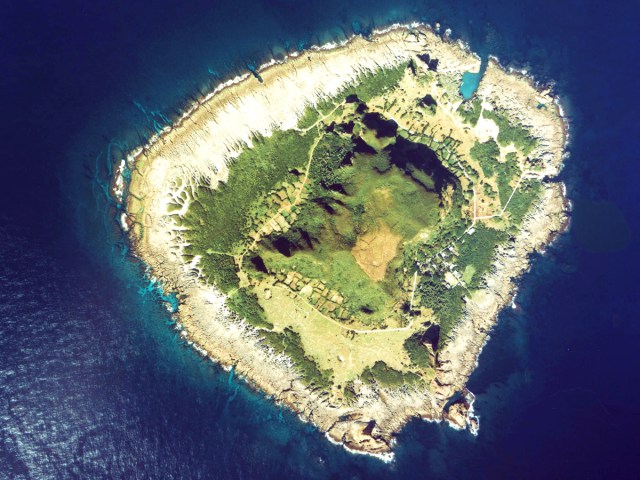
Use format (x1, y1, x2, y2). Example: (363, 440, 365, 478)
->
(351, 221, 402, 282)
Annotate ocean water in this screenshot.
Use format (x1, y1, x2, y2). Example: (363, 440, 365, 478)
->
(1, 1, 639, 478)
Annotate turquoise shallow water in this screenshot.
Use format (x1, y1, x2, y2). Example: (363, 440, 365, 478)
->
(460, 71, 483, 100)
(460, 55, 488, 100)
(1, 0, 639, 478)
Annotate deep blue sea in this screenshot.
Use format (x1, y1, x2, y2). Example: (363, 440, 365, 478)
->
(1, 1, 639, 478)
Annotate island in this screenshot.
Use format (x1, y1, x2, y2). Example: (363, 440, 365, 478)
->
(115, 25, 568, 460)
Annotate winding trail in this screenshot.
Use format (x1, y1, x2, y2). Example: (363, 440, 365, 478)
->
(237, 126, 324, 269)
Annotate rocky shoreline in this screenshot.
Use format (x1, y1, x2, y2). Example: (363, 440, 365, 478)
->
(116, 24, 568, 459)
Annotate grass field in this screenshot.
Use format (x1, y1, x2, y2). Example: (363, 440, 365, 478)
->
(346, 155, 441, 241)
(260, 249, 395, 325)
(257, 283, 429, 386)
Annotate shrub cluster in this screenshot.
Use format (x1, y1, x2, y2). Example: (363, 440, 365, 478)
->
(181, 129, 317, 285)
(226, 288, 273, 329)
(470, 139, 500, 177)
(456, 224, 507, 288)
(361, 361, 420, 387)
(483, 110, 537, 155)
(419, 277, 465, 340)
(496, 152, 521, 207)
(403, 334, 433, 369)
(262, 328, 333, 388)
(457, 98, 482, 126)
(309, 132, 353, 188)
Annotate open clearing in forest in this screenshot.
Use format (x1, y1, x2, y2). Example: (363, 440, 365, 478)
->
(256, 283, 431, 386)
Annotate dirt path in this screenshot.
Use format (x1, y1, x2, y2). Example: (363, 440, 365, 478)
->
(293, 103, 344, 133)
(237, 127, 325, 268)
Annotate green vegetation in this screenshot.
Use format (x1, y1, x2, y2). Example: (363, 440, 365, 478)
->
(403, 334, 432, 368)
(361, 361, 421, 388)
(419, 278, 465, 340)
(260, 249, 392, 323)
(462, 264, 476, 284)
(183, 129, 317, 254)
(419, 94, 438, 116)
(345, 156, 441, 240)
(402, 185, 468, 271)
(297, 105, 322, 130)
(343, 381, 357, 405)
(411, 222, 510, 342)
(456, 224, 508, 288)
(483, 182, 497, 199)
(370, 152, 391, 173)
(197, 253, 238, 293)
(250, 123, 446, 326)
(309, 132, 353, 188)
(182, 62, 413, 292)
(347, 62, 408, 103)
(470, 139, 500, 177)
(483, 110, 537, 155)
(496, 152, 521, 207)
(227, 288, 273, 329)
(262, 328, 333, 388)
(295, 62, 408, 132)
(506, 179, 542, 225)
(457, 98, 482, 126)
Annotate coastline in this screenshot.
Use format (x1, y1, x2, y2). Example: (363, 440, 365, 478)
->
(115, 23, 568, 459)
